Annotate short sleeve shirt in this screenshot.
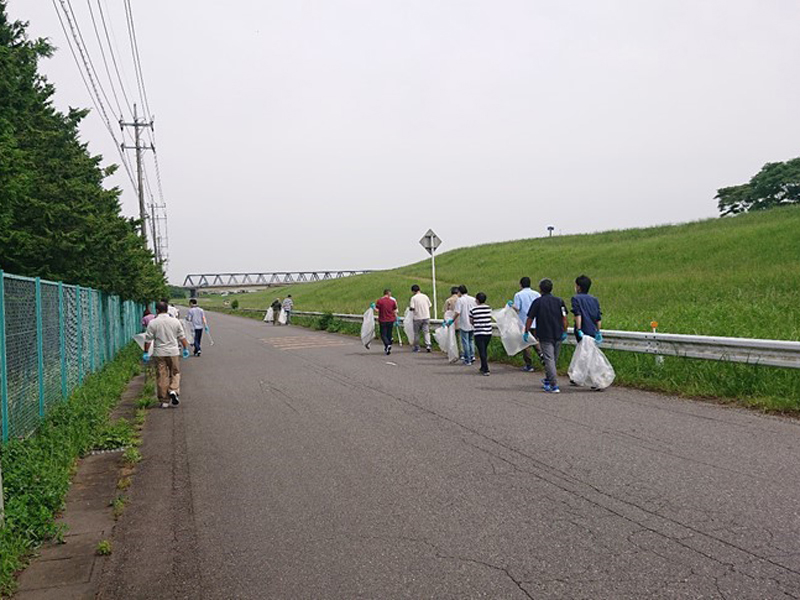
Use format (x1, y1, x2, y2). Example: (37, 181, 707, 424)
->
(375, 296, 398, 323)
(409, 293, 432, 320)
(454, 295, 477, 331)
(513, 288, 540, 327)
(527, 294, 568, 342)
(571, 294, 602, 336)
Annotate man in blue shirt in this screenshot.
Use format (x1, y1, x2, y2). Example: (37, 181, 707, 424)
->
(571, 275, 602, 343)
(525, 279, 568, 393)
(512, 276, 543, 372)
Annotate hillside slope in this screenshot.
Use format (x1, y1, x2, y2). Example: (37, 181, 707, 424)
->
(201, 205, 800, 341)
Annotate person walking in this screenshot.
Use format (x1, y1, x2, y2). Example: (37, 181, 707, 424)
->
(141, 307, 155, 330)
(162, 297, 180, 320)
(443, 286, 463, 360)
(186, 298, 208, 356)
(525, 278, 568, 394)
(409, 284, 432, 353)
(282, 295, 294, 324)
(270, 298, 282, 325)
(452, 285, 476, 365)
(375, 289, 398, 355)
(512, 276, 543, 372)
(144, 301, 190, 408)
(571, 274, 602, 344)
(470, 292, 493, 375)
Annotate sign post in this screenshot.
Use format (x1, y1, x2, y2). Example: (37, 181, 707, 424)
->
(419, 229, 442, 320)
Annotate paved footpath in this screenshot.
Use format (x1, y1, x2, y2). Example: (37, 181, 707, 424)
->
(98, 311, 800, 599)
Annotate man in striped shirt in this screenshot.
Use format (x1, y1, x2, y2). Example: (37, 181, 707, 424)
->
(469, 292, 493, 376)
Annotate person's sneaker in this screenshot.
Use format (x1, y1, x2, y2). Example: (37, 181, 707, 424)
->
(482, 371, 490, 376)
(387, 346, 392, 355)
(521, 365, 534, 372)
(197, 350, 201, 356)
(169, 391, 180, 406)
(462, 359, 471, 366)
(365, 342, 370, 350)
(545, 385, 561, 394)
(412, 347, 420, 353)
(426, 347, 431, 353)
(160, 402, 170, 409)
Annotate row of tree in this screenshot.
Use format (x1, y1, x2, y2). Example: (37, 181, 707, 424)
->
(0, 2, 166, 302)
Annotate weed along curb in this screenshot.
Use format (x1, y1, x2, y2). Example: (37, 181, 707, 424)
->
(0, 345, 153, 597)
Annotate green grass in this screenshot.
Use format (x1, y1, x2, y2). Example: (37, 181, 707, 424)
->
(0, 344, 141, 595)
(202, 206, 800, 412)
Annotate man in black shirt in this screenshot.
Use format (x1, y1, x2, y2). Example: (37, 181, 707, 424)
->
(525, 278, 568, 393)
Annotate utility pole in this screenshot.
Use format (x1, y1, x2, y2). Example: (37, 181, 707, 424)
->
(120, 104, 154, 247)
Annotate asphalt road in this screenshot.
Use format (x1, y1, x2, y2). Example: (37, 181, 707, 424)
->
(100, 311, 800, 599)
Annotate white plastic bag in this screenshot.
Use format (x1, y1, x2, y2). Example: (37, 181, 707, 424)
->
(181, 320, 195, 345)
(264, 307, 274, 322)
(403, 307, 415, 344)
(278, 309, 287, 325)
(491, 305, 534, 356)
(434, 321, 460, 362)
(361, 307, 375, 348)
(568, 337, 615, 389)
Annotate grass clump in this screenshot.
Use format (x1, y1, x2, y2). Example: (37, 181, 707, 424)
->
(122, 447, 141, 466)
(95, 540, 112, 556)
(0, 344, 141, 595)
(93, 418, 134, 451)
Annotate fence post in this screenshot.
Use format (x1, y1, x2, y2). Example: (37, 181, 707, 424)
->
(0, 271, 8, 443)
(89, 290, 95, 372)
(35, 277, 44, 418)
(76, 286, 83, 384)
(59, 282, 67, 399)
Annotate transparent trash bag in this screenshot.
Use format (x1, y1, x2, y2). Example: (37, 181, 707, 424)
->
(264, 307, 274, 322)
(433, 311, 459, 362)
(568, 337, 615, 389)
(403, 307, 416, 344)
(181, 320, 195, 345)
(133, 333, 154, 356)
(491, 305, 534, 356)
(278, 309, 287, 325)
(361, 307, 376, 348)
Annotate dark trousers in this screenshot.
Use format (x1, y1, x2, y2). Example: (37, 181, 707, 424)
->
(193, 328, 203, 354)
(379, 322, 394, 349)
(475, 335, 491, 373)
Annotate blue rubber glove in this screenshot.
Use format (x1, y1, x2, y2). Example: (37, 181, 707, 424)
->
(395, 318, 402, 326)
(595, 331, 603, 345)
(560, 332, 568, 342)
(142, 352, 150, 363)
(370, 302, 376, 309)
(182, 348, 190, 359)
(205, 325, 209, 332)
(445, 319, 454, 326)
(576, 329, 584, 340)
(506, 300, 513, 307)
(523, 332, 529, 343)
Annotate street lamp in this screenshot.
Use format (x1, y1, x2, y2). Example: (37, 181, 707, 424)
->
(547, 226, 555, 237)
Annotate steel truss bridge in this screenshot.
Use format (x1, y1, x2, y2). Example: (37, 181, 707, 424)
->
(183, 271, 373, 289)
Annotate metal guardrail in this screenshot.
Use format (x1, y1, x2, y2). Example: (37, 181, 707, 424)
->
(263, 310, 800, 369)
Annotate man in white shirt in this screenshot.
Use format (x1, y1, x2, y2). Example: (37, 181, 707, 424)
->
(281, 295, 294, 325)
(408, 284, 432, 352)
(185, 298, 208, 356)
(144, 301, 190, 408)
(162, 297, 180, 319)
(512, 276, 543, 372)
(451, 285, 477, 365)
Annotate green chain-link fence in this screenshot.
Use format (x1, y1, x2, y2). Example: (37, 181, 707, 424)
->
(0, 271, 145, 442)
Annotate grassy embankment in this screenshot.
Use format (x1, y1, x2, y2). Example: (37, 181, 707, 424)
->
(200, 206, 800, 412)
(0, 345, 147, 595)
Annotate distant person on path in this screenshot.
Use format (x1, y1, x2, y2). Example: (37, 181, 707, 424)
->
(162, 297, 180, 320)
(525, 278, 568, 394)
(282, 295, 294, 324)
(571, 274, 602, 344)
(470, 292, 493, 376)
(443, 286, 463, 360)
(375, 289, 398, 355)
(512, 276, 544, 371)
(144, 301, 190, 408)
(186, 298, 208, 356)
(409, 284, 432, 353)
(452, 285, 477, 365)
(142, 307, 155, 330)
(270, 298, 282, 325)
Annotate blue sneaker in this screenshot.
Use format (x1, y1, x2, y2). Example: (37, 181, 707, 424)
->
(545, 385, 561, 394)
(521, 365, 534, 372)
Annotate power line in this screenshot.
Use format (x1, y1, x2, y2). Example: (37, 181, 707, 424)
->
(123, 0, 152, 121)
(96, 0, 133, 115)
(52, 0, 137, 190)
(86, 0, 125, 118)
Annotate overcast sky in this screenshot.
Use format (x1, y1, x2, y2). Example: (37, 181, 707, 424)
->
(12, 1, 800, 284)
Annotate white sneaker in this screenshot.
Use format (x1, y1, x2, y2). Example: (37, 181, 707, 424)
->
(160, 402, 170, 409)
(169, 391, 180, 406)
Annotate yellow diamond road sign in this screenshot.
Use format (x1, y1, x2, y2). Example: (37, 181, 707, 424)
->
(419, 229, 442, 255)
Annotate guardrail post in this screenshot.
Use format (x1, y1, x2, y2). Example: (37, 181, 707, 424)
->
(76, 286, 83, 384)
(59, 282, 67, 399)
(0, 270, 8, 443)
(35, 277, 44, 418)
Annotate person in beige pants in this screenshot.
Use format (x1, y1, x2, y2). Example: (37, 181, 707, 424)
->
(144, 301, 190, 408)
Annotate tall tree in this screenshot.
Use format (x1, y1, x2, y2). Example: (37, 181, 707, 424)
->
(0, 2, 165, 301)
(716, 157, 800, 216)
